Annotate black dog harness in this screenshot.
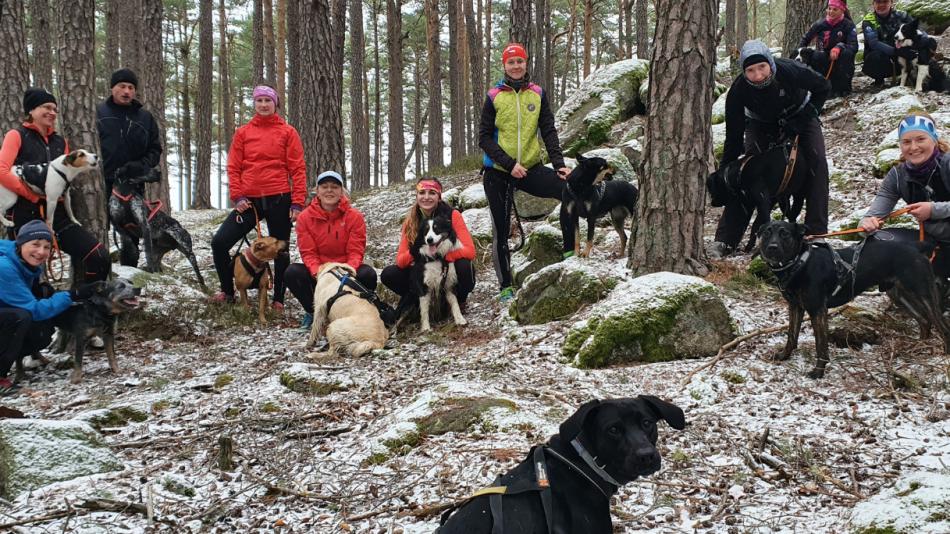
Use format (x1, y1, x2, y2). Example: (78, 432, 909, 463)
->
(766, 241, 865, 298)
(14, 162, 68, 195)
(324, 267, 396, 326)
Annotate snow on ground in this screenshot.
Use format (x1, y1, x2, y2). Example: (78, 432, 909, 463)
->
(1, 81, 950, 534)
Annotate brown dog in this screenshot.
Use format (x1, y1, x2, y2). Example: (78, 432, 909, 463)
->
(233, 236, 288, 325)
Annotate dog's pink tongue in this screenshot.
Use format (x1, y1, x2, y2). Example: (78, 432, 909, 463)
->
(428, 244, 438, 256)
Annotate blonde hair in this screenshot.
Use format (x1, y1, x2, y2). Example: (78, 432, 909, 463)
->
(897, 111, 948, 162)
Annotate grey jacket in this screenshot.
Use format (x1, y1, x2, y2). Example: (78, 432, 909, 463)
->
(865, 152, 950, 241)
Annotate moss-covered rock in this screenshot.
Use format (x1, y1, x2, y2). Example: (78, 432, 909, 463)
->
(563, 272, 734, 368)
(511, 224, 565, 287)
(609, 115, 646, 146)
(415, 397, 517, 436)
(620, 137, 643, 171)
(442, 187, 461, 209)
(713, 123, 727, 161)
(556, 59, 650, 156)
(902, 0, 950, 34)
(0, 419, 123, 499)
(711, 89, 728, 125)
(875, 148, 903, 177)
(85, 406, 148, 431)
(278, 363, 352, 396)
(514, 188, 561, 220)
(747, 256, 778, 285)
(461, 207, 493, 245)
(848, 470, 950, 534)
(859, 87, 924, 128)
(582, 147, 637, 183)
(511, 258, 619, 324)
(458, 183, 488, 210)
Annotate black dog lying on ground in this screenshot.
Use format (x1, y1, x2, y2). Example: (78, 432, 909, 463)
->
(438, 396, 685, 533)
(563, 155, 639, 257)
(759, 220, 950, 379)
(109, 168, 207, 290)
(50, 278, 142, 384)
(707, 141, 806, 252)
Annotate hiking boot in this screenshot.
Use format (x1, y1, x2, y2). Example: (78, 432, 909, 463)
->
(706, 241, 734, 260)
(299, 312, 313, 331)
(272, 301, 285, 313)
(210, 291, 234, 304)
(0, 377, 20, 397)
(499, 287, 516, 303)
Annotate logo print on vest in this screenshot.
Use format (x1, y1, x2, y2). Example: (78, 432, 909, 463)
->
(527, 103, 536, 112)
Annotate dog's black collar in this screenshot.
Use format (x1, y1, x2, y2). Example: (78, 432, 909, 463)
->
(545, 442, 616, 499)
(764, 245, 812, 291)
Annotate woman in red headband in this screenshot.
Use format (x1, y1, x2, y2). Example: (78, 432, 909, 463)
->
(381, 177, 476, 317)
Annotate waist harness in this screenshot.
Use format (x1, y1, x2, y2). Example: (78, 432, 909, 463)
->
(325, 267, 397, 327)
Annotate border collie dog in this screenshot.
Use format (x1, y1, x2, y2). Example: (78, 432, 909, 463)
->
(410, 215, 467, 332)
(894, 19, 946, 93)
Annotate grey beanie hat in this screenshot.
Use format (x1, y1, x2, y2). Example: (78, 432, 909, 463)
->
(739, 40, 776, 72)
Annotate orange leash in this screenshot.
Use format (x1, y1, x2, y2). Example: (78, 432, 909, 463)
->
(37, 204, 64, 283)
(825, 57, 836, 79)
(251, 203, 263, 238)
(805, 207, 922, 241)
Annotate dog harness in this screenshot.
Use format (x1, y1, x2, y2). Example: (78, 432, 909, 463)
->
(236, 247, 272, 278)
(766, 241, 864, 298)
(111, 188, 164, 223)
(14, 163, 68, 196)
(323, 267, 397, 326)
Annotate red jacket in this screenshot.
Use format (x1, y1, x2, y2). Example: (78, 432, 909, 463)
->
(396, 209, 476, 269)
(227, 113, 307, 209)
(296, 196, 367, 276)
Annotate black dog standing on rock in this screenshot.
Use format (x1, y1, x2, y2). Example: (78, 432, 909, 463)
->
(438, 396, 685, 533)
(563, 155, 639, 258)
(759, 220, 950, 379)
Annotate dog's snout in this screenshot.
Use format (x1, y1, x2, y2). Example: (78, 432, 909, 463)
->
(635, 447, 661, 471)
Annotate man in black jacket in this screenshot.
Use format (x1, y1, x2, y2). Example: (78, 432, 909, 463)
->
(709, 40, 831, 259)
(861, 0, 918, 86)
(96, 68, 163, 266)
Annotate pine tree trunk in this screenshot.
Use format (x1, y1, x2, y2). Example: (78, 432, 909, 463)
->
(617, 0, 625, 59)
(286, 0, 299, 125)
(725, 0, 736, 72)
(582, 0, 593, 78)
(57, 0, 108, 248)
(0, 0, 30, 131)
(219, 0, 234, 152)
(386, 0, 406, 183)
(103, 0, 120, 84)
(120, 0, 142, 74)
(413, 46, 423, 177)
(483, 0, 492, 92)
(276, 0, 287, 107)
(332, 0, 346, 178)
(784, 0, 824, 58)
(424, 0, 444, 169)
(736, 0, 748, 49)
(635, 0, 648, 59)
(30, 0, 54, 90)
(298, 0, 345, 188)
(624, 0, 633, 57)
(465, 0, 483, 155)
(540, 0, 554, 95)
(349, 0, 370, 191)
(447, 0, 464, 163)
(628, 0, 717, 277)
(141, 0, 170, 212)
(192, 0, 213, 209)
(510, 0, 531, 51)
(253, 0, 264, 83)
(371, 0, 381, 185)
(560, 0, 579, 103)
(263, 0, 276, 84)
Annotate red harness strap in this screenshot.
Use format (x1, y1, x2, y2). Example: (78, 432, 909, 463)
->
(112, 188, 164, 222)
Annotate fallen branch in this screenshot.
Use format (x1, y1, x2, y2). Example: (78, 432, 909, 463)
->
(245, 472, 339, 503)
(0, 509, 72, 529)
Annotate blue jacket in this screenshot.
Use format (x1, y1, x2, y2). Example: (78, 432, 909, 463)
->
(0, 239, 72, 321)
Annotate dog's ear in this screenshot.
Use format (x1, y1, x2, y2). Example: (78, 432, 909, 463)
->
(559, 399, 601, 442)
(64, 151, 80, 166)
(576, 154, 587, 164)
(638, 395, 686, 430)
(795, 223, 808, 240)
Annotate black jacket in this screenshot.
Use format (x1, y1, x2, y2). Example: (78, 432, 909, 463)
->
(799, 17, 858, 53)
(95, 97, 162, 189)
(721, 57, 831, 165)
(862, 9, 915, 57)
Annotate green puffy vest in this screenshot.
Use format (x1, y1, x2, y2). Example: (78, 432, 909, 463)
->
(487, 82, 544, 171)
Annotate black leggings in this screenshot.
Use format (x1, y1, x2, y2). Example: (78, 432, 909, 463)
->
(380, 259, 476, 304)
(211, 193, 292, 302)
(483, 166, 568, 290)
(806, 48, 855, 93)
(285, 262, 378, 313)
(0, 308, 54, 378)
(10, 198, 110, 283)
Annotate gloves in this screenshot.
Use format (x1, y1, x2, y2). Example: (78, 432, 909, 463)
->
(118, 161, 148, 180)
(69, 281, 106, 302)
(829, 47, 840, 61)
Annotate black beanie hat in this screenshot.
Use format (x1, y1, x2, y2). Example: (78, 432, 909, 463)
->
(742, 53, 770, 70)
(23, 87, 56, 115)
(110, 68, 138, 88)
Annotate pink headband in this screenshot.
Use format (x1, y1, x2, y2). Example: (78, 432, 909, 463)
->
(416, 180, 442, 194)
(828, 0, 846, 11)
(252, 86, 279, 107)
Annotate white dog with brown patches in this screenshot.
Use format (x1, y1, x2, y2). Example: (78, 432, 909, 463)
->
(0, 149, 99, 228)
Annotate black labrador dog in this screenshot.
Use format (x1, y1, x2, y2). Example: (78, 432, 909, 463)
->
(563, 155, 639, 258)
(109, 168, 207, 290)
(707, 141, 806, 252)
(438, 396, 685, 533)
(759, 221, 950, 379)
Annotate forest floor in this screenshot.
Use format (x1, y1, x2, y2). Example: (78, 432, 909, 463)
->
(2, 79, 950, 534)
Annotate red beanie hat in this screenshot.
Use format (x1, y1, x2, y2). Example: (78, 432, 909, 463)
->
(502, 43, 528, 63)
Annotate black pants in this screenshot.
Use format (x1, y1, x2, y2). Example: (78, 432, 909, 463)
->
(483, 165, 568, 290)
(211, 193, 292, 303)
(9, 198, 110, 283)
(380, 259, 476, 304)
(714, 118, 829, 249)
(0, 308, 54, 378)
(285, 262, 378, 314)
(806, 49, 855, 94)
(863, 50, 901, 81)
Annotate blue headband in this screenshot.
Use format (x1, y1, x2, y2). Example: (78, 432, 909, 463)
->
(899, 115, 939, 142)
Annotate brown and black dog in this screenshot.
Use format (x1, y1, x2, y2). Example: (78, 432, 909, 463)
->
(233, 236, 288, 325)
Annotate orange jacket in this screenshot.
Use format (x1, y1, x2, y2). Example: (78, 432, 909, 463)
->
(296, 196, 367, 276)
(395, 209, 476, 269)
(0, 123, 69, 204)
(227, 113, 307, 209)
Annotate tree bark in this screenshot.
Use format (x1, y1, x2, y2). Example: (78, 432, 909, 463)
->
(539, 0, 554, 96)
(582, 0, 594, 78)
(483, 0, 492, 92)
(447, 0, 464, 163)
(465, 0, 483, 155)
(263, 0, 276, 84)
(413, 46, 423, 177)
(178, 12, 194, 207)
(784, 0, 824, 58)
(219, 0, 234, 152)
(510, 0, 531, 52)
(57, 0, 108, 248)
(276, 0, 287, 108)
(736, 0, 748, 49)
(560, 0, 579, 103)
(349, 0, 370, 191)
(386, 0, 406, 183)
(424, 0, 443, 169)
(628, 0, 716, 277)
(192, 0, 213, 209)
(103, 0, 120, 84)
(0, 0, 30, 131)
(253, 0, 264, 83)
(371, 0, 381, 186)
(141, 0, 170, 212)
(635, 0, 648, 59)
(725, 0, 736, 72)
(120, 0, 142, 74)
(30, 0, 54, 90)
(286, 0, 299, 125)
(618, 0, 625, 59)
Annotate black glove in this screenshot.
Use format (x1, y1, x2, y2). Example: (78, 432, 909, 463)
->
(69, 281, 106, 301)
(32, 281, 56, 299)
(118, 161, 148, 181)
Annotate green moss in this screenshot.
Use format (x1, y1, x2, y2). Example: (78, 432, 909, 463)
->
(720, 371, 747, 384)
(279, 372, 346, 395)
(901, 0, 950, 32)
(224, 406, 242, 418)
(747, 256, 778, 285)
(214, 374, 234, 389)
(853, 527, 902, 534)
(151, 400, 172, 413)
(723, 270, 770, 294)
(162, 477, 196, 497)
(382, 430, 423, 454)
(513, 266, 617, 324)
(363, 452, 391, 466)
(89, 406, 148, 430)
(260, 401, 281, 413)
(415, 398, 516, 436)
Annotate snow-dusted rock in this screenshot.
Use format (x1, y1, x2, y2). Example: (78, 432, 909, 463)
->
(514, 190, 561, 220)
(608, 114, 645, 146)
(278, 362, 355, 395)
(511, 257, 619, 325)
(562, 272, 734, 368)
(583, 147, 637, 183)
(849, 470, 950, 534)
(442, 187, 461, 209)
(712, 122, 727, 161)
(903, 0, 950, 34)
(875, 147, 902, 177)
(555, 59, 650, 155)
(461, 207, 493, 244)
(458, 183, 488, 210)
(620, 137, 643, 170)
(0, 419, 123, 499)
(511, 224, 565, 287)
(711, 89, 728, 125)
(860, 87, 924, 127)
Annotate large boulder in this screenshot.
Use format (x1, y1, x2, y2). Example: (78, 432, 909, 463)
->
(562, 272, 734, 368)
(511, 224, 565, 288)
(511, 257, 620, 324)
(0, 419, 124, 499)
(848, 470, 950, 534)
(875, 147, 902, 177)
(608, 115, 645, 146)
(458, 183, 488, 210)
(582, 147, 637, 183)
(903, 0, 950, 34)
(462, 207, 493, 245)
(859, 87, 924, 127)
(620, 138, 643, 170)
(556, 59, 650, 156)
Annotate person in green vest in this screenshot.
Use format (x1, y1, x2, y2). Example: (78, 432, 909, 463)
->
(478, 43, 571, 303)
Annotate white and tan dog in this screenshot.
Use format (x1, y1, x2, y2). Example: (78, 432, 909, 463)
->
(0, 149, 99, 228)
(307, 262, 388, 357)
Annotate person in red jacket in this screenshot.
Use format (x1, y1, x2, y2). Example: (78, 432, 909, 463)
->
(211, 85, 306, 307)
(381, 177, 476, 314)
(285, 171, 376, 326)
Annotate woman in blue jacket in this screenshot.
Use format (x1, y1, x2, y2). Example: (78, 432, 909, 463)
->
(0, 220, 99, 395)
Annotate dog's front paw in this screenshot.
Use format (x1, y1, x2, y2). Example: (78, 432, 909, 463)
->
(0, 218, 14, 227)
(454, 317, 468, 327)
(769, 351, 791, 362)
(807, 367, 826, 379)
(69, 368, 83, 384)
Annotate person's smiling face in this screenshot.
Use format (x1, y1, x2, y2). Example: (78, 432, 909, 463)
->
(900, 130, 937, 167)
(20, 239, 52, 268)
